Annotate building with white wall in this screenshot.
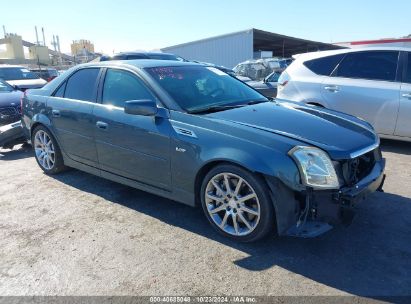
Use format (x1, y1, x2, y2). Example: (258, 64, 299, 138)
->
(162, 28, 342, 68)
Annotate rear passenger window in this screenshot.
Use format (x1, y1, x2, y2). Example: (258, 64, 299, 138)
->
(64, 68, 100, 102)
(334, 51, 399, 82)
(102, 69, 155, 108)
(405, 53, 411, 83)
(304, 54, 344, 76)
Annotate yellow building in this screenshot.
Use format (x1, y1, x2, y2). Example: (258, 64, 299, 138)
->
(28, 45, 51, 65)
(3, 34, 24, 60)
(70, 39, 95, 56)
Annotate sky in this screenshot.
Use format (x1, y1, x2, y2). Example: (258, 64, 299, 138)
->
(1, 0, 410, 55)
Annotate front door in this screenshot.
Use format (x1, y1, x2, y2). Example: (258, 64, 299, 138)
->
(93, 68, 172, 190)
(321, 50, 401, 135)
(47, 68, 101, 167)
(395, 52, 411, 138)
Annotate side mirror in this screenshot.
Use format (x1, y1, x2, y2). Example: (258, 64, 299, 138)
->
(124, 99, 158, 116)
(13, 85, 20, 91)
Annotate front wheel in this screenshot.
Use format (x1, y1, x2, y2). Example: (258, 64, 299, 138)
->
(32, 125, 67, 174)
(200, 164, 276, 242)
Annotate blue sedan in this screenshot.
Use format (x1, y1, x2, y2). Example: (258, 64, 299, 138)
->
(21, 60, 385, 242)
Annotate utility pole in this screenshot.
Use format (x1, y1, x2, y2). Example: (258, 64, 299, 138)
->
(56, 35, 62, 66)
(35, 26, 39, 45)
(41, 27, 46, 46)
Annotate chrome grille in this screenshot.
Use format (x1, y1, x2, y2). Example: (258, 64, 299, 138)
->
(0, 107, 19, 116)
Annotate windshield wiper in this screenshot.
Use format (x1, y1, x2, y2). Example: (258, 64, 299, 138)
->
(188, 104, 245, 114)
(188, 99, 268, 114)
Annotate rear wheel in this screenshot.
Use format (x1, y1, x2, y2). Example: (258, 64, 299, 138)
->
(200, 164, 275, 242)
(32, 125, 67, 174)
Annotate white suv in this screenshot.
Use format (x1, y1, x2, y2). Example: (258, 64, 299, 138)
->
(277, 47, 411, 141)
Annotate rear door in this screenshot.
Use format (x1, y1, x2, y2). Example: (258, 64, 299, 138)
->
(47, 68, 101, 166)
(395, 51, 411, 138)
(321, 50, 401, 135)
(93, 68, 172, 190)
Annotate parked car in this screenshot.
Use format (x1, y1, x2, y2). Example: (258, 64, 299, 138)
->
(191, 61, 236, 76)
(0, 79, 22, 126)
(30, 68, 59, 82)
(234, 59, 272, 81)
(22, 60, 385, 242)
(234, 58, 289, 81)
(100, 52, 187, 62)
(236, 75, 252, 82)
(277, 47, 411, 141)
(245, 71, 281, 98)
(265, 58, 289, 71)
(0, 65, 47, 90)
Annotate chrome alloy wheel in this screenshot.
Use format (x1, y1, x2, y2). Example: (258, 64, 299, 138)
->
(205, 173, 261, 236)
(34, 130, 55, 170)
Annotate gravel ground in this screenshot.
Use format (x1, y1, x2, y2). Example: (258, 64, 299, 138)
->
(0, 139, 410, 298)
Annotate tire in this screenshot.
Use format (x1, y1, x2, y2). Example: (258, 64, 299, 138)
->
(32, 125, 67, 174)
(200, 164, 275, 242)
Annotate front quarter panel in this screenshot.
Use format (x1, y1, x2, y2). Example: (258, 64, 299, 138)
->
(169, 111, 302, 204)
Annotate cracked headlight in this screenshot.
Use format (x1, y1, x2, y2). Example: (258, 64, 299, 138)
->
(289, 146, 339, 189)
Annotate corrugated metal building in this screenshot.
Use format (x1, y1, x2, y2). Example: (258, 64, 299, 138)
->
(162, 28, 342, 68)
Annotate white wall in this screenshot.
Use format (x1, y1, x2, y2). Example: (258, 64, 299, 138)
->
(162, 30, 254, 69)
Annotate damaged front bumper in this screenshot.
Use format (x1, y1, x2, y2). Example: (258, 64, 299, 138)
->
(269, 158, 386, 238)
(0, 121, 26, 149)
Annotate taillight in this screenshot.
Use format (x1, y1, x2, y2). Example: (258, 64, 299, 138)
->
(277, 71, 290, 91)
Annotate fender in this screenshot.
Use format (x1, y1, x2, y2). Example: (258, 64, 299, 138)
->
(196, 148, 302, 235)
(29, 114, 63, 150)
(196, 146, 302, 194)
(31, 113, 52, 130)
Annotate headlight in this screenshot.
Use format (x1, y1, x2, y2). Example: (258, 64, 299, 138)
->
(289, 146, 339, 189)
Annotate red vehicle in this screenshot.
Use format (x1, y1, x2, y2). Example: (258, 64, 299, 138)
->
(30, 68, 58, 82)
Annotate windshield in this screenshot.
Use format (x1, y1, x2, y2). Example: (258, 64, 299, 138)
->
(267, 72, 281, 83)
(0, 67, 41, 81)
(146, 65, 267, 112)
(0, 79, 14, 92)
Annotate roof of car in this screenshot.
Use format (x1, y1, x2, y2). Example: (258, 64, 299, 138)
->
(81, 59, 200, 69)
(294, 47, 411, 61)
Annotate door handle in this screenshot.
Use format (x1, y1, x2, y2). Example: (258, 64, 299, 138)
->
(52, 109, 61, 117)
(402, 93, 411, 99)
(324, 85, 340, 92)
(96, 121, 108, 130)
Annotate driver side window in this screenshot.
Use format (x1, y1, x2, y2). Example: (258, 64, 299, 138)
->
(102, 69, 155, 108)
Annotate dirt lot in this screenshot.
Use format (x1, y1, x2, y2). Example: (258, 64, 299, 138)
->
(0, 139, 410, 298)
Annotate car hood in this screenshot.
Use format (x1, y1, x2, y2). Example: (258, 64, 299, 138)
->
(206, 101, 378, 160)
(0, 91, 22, 108)
(6, 79, 47, 89)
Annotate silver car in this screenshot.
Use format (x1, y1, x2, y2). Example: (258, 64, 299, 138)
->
(277, 47, 411, 141)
